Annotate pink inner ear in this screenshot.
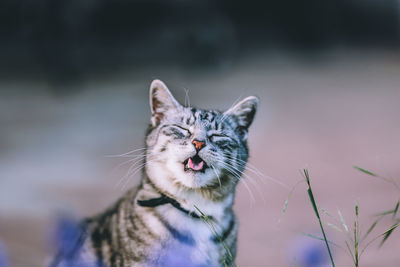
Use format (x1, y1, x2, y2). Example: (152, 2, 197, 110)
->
(152, 95, 160, 110)
(152, 106, 164, 124)
(154, 113, 163, 124)
(152, 93, 164, 124)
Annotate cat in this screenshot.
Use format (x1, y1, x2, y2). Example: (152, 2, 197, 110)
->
(51, 79, 258, 267)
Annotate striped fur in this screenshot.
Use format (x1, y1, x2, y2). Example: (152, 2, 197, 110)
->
(51, 80, 258, 267)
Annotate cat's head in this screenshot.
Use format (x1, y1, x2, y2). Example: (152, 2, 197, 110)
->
(145, 80, 258, 198)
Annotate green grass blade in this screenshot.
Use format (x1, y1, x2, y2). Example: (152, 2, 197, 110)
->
(319, 206, 335, 219)
(361, 222, 400, 256)
(353, 166, 377, 176)
(338, 210, 350, 237)
(392, 201, 399, 220)
(303, 169, 335, 267)
(361, 217, 382, 243)
(194, 205, 236, 267)
(337, 209, 354, 245)
(293, 257, 300, 267)
(379, 223, 399, 248)
(354, 204, 359, 267)
(327, 222, 343, 233)
(345, 241, 356, 266)
(354, 166, 400, 192)
(304, 232, 353, 261)
(279, 180, 303, 223)
(375, 209, 396, 216)
(303, 233, 342, 248)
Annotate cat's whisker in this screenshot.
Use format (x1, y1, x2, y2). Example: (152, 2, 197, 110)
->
(223, 153, 261, 175)
(118, 154, 147, 165)
(115, 156, 154, 189)
(115, 150, 169, 190)
(245, 164, 288, 189)
(215, 158, 265, 203)
(108, 155, 146, 158)
(226, 160, 269, 187)
(120, 158, 159, 191)
(225, 155, 263, 176)
(242, 174, 266, 203)
(230, 171, 256, 205)
(216, 158, 265, 202)
(129, 158, 159, 181)
(223, 157, 263, 181)
(217, 158, 248, 179)
(210, 164, 222, 188)
(213, 159, 256, 204)
(110, 155, 147, 179)
(118, 159, 154, 187)
(223, 153, 289, 189)
(105, 147, 147, 158)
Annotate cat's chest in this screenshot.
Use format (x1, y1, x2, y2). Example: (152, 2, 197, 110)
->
(157, 227, 219, 267)
(159, 227, 219, 267)
(155, 207, 223, 266)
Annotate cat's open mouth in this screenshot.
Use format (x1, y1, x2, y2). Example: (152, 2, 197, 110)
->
(183, 154, 208, 173)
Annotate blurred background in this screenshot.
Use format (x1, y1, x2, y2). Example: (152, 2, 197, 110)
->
(1, 1, 400, 266)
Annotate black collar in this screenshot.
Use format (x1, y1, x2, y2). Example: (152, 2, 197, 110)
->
(137, 193, 234, 244)
(137, 193, 207, 219)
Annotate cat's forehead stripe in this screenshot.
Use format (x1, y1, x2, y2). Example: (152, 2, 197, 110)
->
(178, 108, 236, 133)
(197, 110, 222, 129)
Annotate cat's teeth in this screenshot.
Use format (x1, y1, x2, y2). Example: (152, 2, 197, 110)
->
(188, 157, 204, 171)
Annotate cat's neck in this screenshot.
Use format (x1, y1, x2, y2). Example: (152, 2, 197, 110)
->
(137, 174, 235, 222)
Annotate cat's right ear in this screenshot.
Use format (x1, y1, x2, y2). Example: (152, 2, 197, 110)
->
(149, 79, 181, 126)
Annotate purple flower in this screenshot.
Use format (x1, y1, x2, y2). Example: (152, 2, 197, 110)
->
(0, 240, 9, 267)
(288, 234, 332, 267)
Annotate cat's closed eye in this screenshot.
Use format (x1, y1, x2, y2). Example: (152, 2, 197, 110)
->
(162, 124, 191, 138)
(209, 133, 230, 142)
(209, 133, 238, 147)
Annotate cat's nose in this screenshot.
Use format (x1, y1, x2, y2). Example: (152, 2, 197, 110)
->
(192, 140, 205, 151)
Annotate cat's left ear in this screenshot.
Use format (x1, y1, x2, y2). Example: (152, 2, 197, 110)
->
(224, 96, 258, 134)
(149, 79, 181, 126)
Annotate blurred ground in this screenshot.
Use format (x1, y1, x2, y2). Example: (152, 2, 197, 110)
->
(1, 50, 400, 266)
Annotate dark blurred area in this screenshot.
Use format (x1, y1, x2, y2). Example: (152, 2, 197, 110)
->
(0, 0, 399, 83)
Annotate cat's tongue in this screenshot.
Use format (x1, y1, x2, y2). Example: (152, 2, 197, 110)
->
(188, 157, 204, 171)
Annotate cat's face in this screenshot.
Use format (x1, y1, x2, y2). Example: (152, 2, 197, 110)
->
(145, 80, 258, 192)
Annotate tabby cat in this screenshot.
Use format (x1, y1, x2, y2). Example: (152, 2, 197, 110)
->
(51, 80, 258, 267)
